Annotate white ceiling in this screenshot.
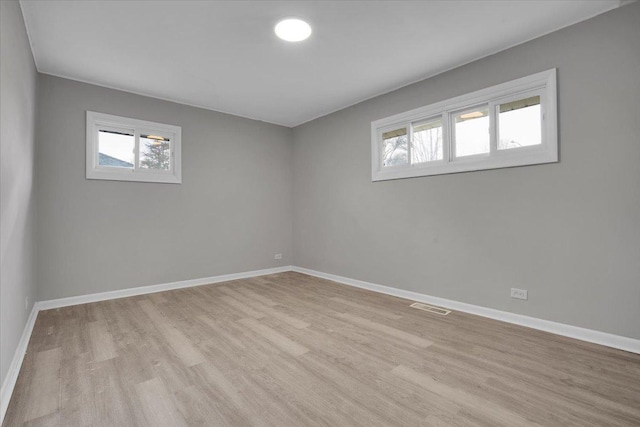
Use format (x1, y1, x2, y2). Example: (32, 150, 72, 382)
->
(20, 1, 623, 127)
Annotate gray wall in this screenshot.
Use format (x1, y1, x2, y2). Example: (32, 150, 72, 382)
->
(1, 0, 38, 387)
(36, 75, 293, 301)
(292, 3, 640, 339)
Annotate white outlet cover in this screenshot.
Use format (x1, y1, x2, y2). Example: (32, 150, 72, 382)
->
(274, 254, 282, 260)
(511, 288, 528, 300)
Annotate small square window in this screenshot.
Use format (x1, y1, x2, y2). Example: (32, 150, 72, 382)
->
(453, 107, 489, 158)
(412, 118, 443, 163)
(382, 127, 408, 167)
(87, 111, 181, 184)
(497, 96, 541, 150)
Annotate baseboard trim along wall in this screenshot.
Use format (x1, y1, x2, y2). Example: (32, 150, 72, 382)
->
(291, 266, 640, 355)
(36, 266, 293, 310)
(0, 305, 39, 423)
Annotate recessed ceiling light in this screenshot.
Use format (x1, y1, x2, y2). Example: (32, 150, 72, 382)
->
(275, 18, 312, 42)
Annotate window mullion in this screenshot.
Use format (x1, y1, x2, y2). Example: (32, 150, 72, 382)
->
(134, 130, 140, 172)
(407, 123, 413, 166)
(443, 111, 452, 163)
(489, 101, 497, 155)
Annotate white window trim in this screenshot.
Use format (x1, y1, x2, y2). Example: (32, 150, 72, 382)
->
(86, 111, 182, 184)
(371, 69, 557, 181)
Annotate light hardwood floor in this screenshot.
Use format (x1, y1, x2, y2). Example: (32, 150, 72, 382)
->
(4, 272, 640, 426)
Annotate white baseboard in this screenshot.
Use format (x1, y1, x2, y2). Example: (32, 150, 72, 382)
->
(292, 266, 640, 354)
(36, 266, 293, 310)
(0, 265, 293, 425)
(1, 304, 39, 423)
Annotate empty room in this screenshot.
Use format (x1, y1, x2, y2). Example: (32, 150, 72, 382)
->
(1, 0, 639, 425)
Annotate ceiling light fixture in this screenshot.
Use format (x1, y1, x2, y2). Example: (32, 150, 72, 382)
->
(274, 18, 312, 42)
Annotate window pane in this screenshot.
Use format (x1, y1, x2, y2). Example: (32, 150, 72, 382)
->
(412, 118, 443, 163)
(139, 135, 171, 171)
(98, 130, 134, 168)
(498, 96, 541, 150)
(382, 128, 408, 167)
(454, 107, 489, 157)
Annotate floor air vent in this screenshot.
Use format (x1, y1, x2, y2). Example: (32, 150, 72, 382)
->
(410, 302, 451, 316)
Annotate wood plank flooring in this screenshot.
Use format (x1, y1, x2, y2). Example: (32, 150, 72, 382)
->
(4, 272, 640, 426)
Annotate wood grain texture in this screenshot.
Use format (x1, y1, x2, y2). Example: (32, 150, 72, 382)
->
(4, 272, 640, 426)
(87, 321, 117, 362)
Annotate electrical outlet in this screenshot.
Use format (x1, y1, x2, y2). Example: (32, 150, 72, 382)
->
(511, 288, 528, 300)
(274, 253, 282, 260)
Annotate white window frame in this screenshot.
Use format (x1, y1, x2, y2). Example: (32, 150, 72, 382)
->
(371, 69, 557, 181)
(86, 111, 182, 184)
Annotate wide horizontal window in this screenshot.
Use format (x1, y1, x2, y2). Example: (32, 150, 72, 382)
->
(371, 69, 557, 181)
(86, 111, 182, 184)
